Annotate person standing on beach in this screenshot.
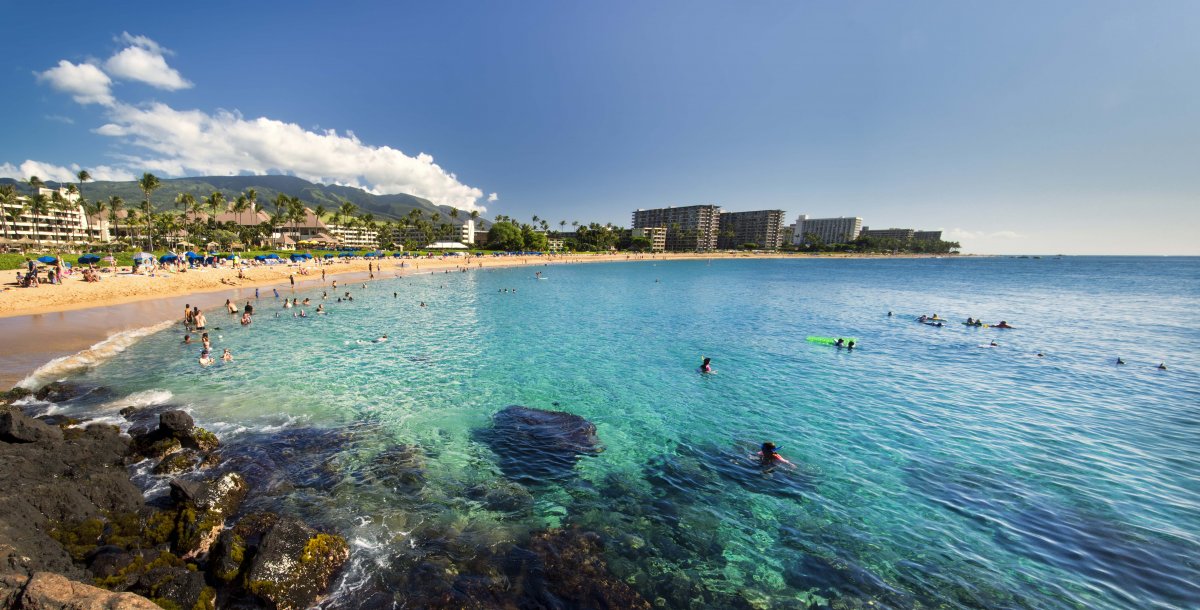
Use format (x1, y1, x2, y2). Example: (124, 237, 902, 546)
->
(322, 268, 326, 282)
(184, 304, 192, 327)
(289, 273, 295, 287)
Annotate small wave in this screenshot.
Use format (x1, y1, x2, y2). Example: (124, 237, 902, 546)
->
(16, 320, 176, 390)
(100, 389, 176, 410)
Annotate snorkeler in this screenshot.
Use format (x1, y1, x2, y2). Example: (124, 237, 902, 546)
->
(759, 442, 793, 467)
(700, 357, 713, 373)
(1116, 357, 1125, 365)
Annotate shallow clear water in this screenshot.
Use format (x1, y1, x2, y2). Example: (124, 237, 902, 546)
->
(45, 257, 1200, 609)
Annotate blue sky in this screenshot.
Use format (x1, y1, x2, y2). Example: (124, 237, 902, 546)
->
(1, 1, 1197, 254)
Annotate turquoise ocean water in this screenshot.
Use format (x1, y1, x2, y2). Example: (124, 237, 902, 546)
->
(31, 257, 1200, 608)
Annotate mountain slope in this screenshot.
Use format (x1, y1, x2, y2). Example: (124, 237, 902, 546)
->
(0, 175, 477, 224)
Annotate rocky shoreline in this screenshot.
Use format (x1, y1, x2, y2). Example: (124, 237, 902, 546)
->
(1, 385, 651, 610)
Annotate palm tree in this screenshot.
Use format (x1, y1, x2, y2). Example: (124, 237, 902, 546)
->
(559, 220, 566, 235)
(76, 170, 91, 215)
(28, 192, 49, 245)
(470, 210, 480, 221)
(449, 208, 459, 221)
(137, 173, 161, 250)
(107, 196, 124, 244)
(50, 191, 67, 244)
(245, 188, 258, 224)
(64, 184, 81, 244)
(0, 184, 18, 240)
(232, 195, 250, 231)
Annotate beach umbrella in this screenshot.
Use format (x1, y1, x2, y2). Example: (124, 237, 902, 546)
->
(254, 255, 267, 261)
(185, 251, 202, 259)
(323, 253, 334, 259)
(266, 253, 280, 259)
(226, 254, 237, 260)
(37, 256, 59, 264)
(159, 254, 178, 263)
(78, 254, 101, 264)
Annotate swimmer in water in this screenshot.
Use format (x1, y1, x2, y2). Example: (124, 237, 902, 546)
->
(221, 348, 233, 362)
(199, 349, 214, 366)
(834, 338, 845, 347)
(847, 340, 856, 350)
(1116, 357, 1125, 365)
(182, 334, 192, 344)
(1158, 363, 1168, 370)
(990, 340, 999, 347)
(700, 357, 713, 373)
(374, 334, 388, 343)
(758, 442, 793, 467)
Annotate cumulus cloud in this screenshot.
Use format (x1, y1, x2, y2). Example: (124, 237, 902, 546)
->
(104, 32, 191, 90)
(0, 160, 136, 184)
(94, 102, 487, 210)
(31, 34, 490, 210)
(35, 60, 113, 105)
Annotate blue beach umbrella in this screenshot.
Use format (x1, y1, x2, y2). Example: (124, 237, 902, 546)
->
(78, 254, 101, 264)
(159, 254, 178, 263)
(254, 255, 267, 261)
(266, 253, 280, 260)
(323, 253, 334, 259)
(37, 255, 58, 264)
(226, 255, 237, 260)
(185, 251, 202, 259)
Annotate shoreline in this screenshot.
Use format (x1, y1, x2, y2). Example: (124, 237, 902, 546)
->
(0, 252, 948, 388)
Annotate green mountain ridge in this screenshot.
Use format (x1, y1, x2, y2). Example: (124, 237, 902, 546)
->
(0, 175, 481, 225)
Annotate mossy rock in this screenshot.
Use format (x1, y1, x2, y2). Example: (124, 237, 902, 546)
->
(154, 452, 198, 475)
(136, 437, 182, 460)
(185, 427, 219, 452)
(244, 517, 349, 610)
(49, 518, 105, 562)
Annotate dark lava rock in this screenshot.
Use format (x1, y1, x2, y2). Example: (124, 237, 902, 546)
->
(153, 450, 198, 475)
(512, 528, 650, 610)
(0, 407, 63, 444)
(158, 409, 194, 436)
(33, 381, 89, 402)
(0, 417, 139, 578)
(476, 406, 604, 484)
(145, 564, 213, 610)
(208, 512, 280, 586)
(85, 545, 138, 583)
(169, 478, 202, 505)
(245, 516, 349, 610)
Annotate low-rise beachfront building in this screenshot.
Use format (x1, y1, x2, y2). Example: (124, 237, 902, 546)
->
(631, 227, 667, 252)
(791, 214, 863, 246)
(718, 209, 786, 249)
(0, 187, 96, 246)
(859, 227, 944, 243)
(459, 219, 476, 245)
(546, 237, 564, 252)
(632, 204, 721, 251)
(473, 230, 490, 245)
(327, 224, 379, 249)
(860, 227, 915, 241)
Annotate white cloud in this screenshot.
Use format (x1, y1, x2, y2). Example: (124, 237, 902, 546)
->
(96, 102, 488, 211)
(487, 192, 498, 202)
(44, 114, 75, 124)
(104, 33, 191, 91)
(35, 60, 113, 106)
(0, 160, 136, 183)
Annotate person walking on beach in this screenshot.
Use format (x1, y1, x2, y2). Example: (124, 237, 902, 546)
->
(322, 268, 326, 282)
(290, 273, 295, 287)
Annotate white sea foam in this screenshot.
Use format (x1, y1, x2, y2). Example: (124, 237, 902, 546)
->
(16, 320, 176, 390)
(100, 389, 176, 410)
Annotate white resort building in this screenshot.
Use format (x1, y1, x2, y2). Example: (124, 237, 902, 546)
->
(0, 187, 103, 246)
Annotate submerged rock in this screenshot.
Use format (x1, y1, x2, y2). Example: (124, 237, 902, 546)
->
(476, 406, 604, 484)
(244, 516, 349, 610)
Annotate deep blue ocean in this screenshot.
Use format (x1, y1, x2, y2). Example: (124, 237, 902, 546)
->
(28, 256, 1200, 609)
